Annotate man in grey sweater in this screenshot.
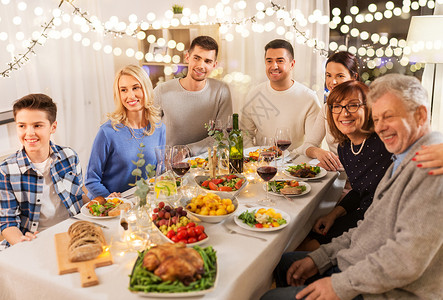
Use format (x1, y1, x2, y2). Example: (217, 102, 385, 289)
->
(261, 74, 443, 300)
(153, 36, 232, 156)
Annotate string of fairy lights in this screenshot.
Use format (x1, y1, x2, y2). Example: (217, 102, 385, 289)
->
(0, 0, 441, 81)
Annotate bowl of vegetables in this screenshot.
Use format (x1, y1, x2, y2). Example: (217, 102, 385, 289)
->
(180, 192, 239, 223)
(194, 174, 248, 196)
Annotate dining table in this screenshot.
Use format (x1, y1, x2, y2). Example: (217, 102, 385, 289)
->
(0, 154, 345, 300)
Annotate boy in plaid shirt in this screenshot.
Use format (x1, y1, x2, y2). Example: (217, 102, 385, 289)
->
(0, 94, 84, 250)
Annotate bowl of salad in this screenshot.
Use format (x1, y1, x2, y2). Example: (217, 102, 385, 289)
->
(81, 197, 132, 219)
(194, 174, 248, 196)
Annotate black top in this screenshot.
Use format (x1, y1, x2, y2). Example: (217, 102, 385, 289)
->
(338, 132, 392, 213)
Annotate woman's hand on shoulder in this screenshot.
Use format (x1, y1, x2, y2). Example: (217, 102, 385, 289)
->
(414, 143, 443, 175)
(313, 148, 343, 172)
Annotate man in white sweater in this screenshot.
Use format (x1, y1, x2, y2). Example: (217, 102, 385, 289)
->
(154, 36, 232, 156)
(240, 39, 320, 153)
(261, 74, 443, 300)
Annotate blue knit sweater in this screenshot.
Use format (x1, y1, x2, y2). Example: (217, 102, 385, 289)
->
(85, 120, 166, 198)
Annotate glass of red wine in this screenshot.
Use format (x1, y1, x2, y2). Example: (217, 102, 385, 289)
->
(275, 127, 292, 171)
(256, 151, 277, 206)
(171, 145, 191, 187)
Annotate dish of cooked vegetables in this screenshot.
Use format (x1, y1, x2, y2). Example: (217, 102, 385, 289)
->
(266, 180, 311, 197)
(129, 244, 217, 297)
(235, 207, 290, 232)
(284, 164, 327, 180)
(80, 197, 132, 218)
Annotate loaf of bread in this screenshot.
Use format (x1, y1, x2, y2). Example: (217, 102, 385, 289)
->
(108, 203, 132, 217)
(68, 221, 105, 262)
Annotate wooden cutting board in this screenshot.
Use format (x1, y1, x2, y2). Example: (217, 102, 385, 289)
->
(54, 231, 113, 287)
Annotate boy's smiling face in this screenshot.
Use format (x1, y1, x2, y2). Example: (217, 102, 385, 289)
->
(15, 109, 57, 163)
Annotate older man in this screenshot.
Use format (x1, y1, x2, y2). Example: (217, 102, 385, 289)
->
(261, 74, 443, 300)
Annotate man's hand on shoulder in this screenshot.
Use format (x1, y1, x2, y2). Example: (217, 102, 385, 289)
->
(296, 277, 340, 300)
(286, 257, 318, 286)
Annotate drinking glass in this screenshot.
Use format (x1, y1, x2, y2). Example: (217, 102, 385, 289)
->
(226, 115, 233, 134)
(256, 151, 277, 206)
(208, 119, 223, 135)
(171, 145, 191, 186)
(261, 137, 275, 151)
(275, 127, 292, 170)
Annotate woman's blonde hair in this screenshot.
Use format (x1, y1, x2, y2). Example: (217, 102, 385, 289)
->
(326, 80, 373, 146)
(107, 64, 161, 135)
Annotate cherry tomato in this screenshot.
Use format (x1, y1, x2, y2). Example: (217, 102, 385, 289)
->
(171, 235, 179, 243)
(201, 180, 210, 187)
(208, 182, 218, 191)
(177, 230, 188, 240)
(187, 237, 198, 244)
(255, 223, 264, 228)
(195, 225, 204, 236)
(290, 180, 299, 187)
(177, 226, 187, 232)
(218, 186, 233, 192)
(234, 179, 244, 190)
(227, 174, 237, 180)
(197, 233, 207, 241)
(187, 227, 196, 237)
(186, 222, 196, 229)
(179, 239, 188, 244)
(166, 229, 175, 239)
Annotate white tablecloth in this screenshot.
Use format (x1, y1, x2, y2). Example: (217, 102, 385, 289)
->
(0, 156, 345, 300)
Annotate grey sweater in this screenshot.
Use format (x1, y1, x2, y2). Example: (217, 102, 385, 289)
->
(153, 78, 233, 156)
(308, 131, 443, 299)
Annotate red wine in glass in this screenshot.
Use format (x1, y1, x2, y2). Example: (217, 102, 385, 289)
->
(276, 140, 291, 151)
(172, 162, 190, 176)
(257, 166, 277, 181)
(226, 126, 233, 133)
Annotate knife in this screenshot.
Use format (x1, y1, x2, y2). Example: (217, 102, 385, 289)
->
(71, 216, 109, 229)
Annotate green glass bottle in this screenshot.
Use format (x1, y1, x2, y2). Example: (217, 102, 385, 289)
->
(229, 113, 243, 174)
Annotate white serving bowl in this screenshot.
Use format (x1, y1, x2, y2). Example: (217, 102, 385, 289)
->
(193, 174, 248, 196)
(179, 192, 239, 223)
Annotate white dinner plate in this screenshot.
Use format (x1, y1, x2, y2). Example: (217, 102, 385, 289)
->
(244, 146, 290, 161)
(234, 207, 290, 232)
(80, 198, 132, 219)
(283, 166, 327, 181)
(265, 181, 311, 197)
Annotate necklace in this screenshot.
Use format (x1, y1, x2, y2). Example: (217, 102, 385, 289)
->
(350, 138, 366, 155)
(128, 126, 146, 141)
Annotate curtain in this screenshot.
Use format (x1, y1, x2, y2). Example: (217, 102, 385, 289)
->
(0, 0, 115, 171)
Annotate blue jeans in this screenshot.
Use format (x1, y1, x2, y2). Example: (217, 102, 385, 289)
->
(261, 252, 363, 300)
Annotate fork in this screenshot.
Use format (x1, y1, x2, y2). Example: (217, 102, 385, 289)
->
(222, 221, 267, 242)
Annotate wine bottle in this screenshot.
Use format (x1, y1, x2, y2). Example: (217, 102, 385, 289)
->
(228, 113, 243, 173)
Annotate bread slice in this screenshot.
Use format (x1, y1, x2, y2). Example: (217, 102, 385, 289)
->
(68, 221, 105, 262)
(108, 203, 132, 217)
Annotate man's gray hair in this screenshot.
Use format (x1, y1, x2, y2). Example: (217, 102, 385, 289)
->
(367, 73, 429, 117)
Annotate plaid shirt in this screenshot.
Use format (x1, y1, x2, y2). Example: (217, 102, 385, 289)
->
(0, 142, 84, 250)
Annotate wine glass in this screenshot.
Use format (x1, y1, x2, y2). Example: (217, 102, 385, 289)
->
(209, 119, 223, 135)
(226, 115, 233, 134)
(256, 151, 277, 206)
(275, 127, 292, 170)
(261, 137, 275, 152)
(171, 145, 191, 186)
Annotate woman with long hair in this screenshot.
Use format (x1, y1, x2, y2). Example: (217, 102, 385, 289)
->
(300, 51, 360, 171)
(85, 65, 165, 198)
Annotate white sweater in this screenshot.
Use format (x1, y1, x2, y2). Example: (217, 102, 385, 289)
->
(240, 80, 320, 154)
(299, 103, 338, 156)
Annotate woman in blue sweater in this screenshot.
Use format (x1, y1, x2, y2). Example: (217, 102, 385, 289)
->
(86, 65, 166, 199)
